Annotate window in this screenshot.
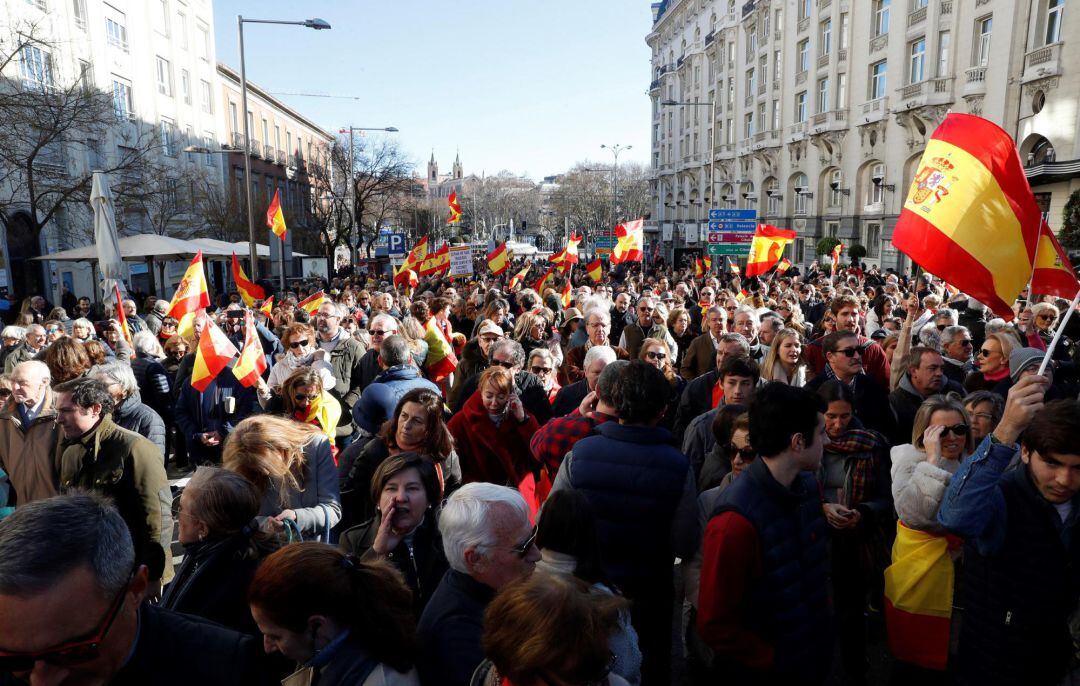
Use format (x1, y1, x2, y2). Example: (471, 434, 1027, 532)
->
(202, 132, 215, 166)
(758, 102, 767, 130)
(286, 131, 293, 155)
(20, 45, 53, 89)
(745, 112, 754, 138)
(773, 50, 781, 80)
(975, 16, 992, 66)
(913, 0, 928, 9)
(909, 38, 926, 83)
(869, 162, 886, 205)
(817, 78, 829, 113)
(870, 60, 887, 99)
(197, 22, 210, 60)
(820, 19, 832, 56)
(727, 41, 735, 65)
(772, 99, 781, 130)
(180, 69, 190, 104)
(156, 0, 170, 35)
(825, 220, 840, 237)
(796, 91, 808, 121)
(937, 31, 950, 77)
(176, 11, 187, 48)
(839, 13, 849, 50)
(160, 118, 178, 156)
(747, 28, 757, 60)
(105, 12, 128, 51)
(229, 102, 239, 133)
(865, 222, 882, 258)
(86, 138, 104, 170)
(200, 80, 213, 113)
(73, 0, 87, 29)
(798, 39, 809, 72)
(156, 56, 172, 96)
(793, 173, 809, 214)
(77, 59, 92, 93)
(727, 77, 735, 105)
(798, 0, 811, 20)
(829, 170, 843, 206)
(874, 0, 891, 36)
(767, 178, 781, 214)
(112, 77, 132, 119)
(262, 119, 269, 147)
(726, 118, 734, 144)
(746, 68, 755, 94)
(836, 73, 847, 107)
(1046, 0, 1064, 44)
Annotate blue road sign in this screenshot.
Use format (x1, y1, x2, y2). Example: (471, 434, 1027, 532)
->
(595, 236, 617, 248)
(707, 220, 758, 232)
(387, 232, 406, 257)
(708, 208, 757, 220)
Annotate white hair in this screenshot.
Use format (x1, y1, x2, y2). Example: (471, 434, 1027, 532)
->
(369, 313, 399, 332)
(934, 308, 958, 326)
(583, 344, 617, 369)
(582, 297, 612, 326)
(985, 318, 1009, 335)
(89, 361, 137, 398)
(13, 360, 50, 383)
(439, 483, 529, 574)
(733, 305, 760, 326)
(132, 330, 165, 359)
(1, 326, 25, 340)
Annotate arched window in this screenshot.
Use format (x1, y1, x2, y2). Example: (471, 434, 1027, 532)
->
(829, 169, 843, 207)
(765, 177, 780, 215)
(792, 173, 809, 214)
(866, 162, 885, 206)
(741, 181, 756, 209)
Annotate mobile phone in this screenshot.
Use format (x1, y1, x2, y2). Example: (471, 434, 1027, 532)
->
(226, 310, 245, 319)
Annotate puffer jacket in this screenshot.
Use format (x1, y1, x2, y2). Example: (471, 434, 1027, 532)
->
(890, 442, 962, 533)
(113, 391, 167, 459)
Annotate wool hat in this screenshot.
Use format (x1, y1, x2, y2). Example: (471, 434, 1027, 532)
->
(1009, 346, 1046, 384)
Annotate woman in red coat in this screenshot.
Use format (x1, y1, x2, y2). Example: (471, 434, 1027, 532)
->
(447, 366, 546, 519)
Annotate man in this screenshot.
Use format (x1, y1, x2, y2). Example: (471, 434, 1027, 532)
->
(0, 494, 271, 685)
(619, 295, 665, 358)
(316, 301, 366, 445)
(531, 360, 625, 471)
(551, 344, 616, 418)
(174, 355, 258, 465)
(453, 338, 552, 425)
(609, 292, 634, 346)
(940, 325, 975, 384)
(89, 362, 167, 458)
(417, 483, 539, 686)
(550, 360, 698, 685)
(357, 313, 400, 392)
(674, 333, 751, 440)
(804, 295, 891, 388)
(681, 303, 726, 381)
(758, 313, 784, 349)
(889, 347, 965, 441)
(0, 326, 25, 370)
(4, 324, 45, 374)
(0, 361, 60, 506)
(352, 335, 440, 435)
(806, 330, 897, 442)
(121, 299, 146, 334)
(560, 307, 629, 385)
(938, 376, 1080, 685)
(680, 353, 760, 480)
(731, 306, 766, 361)
(144, 301, 168, 336)
(448, 318, 499, 409)
(55, 378, 173, 586)
(697, 383, 833, 684)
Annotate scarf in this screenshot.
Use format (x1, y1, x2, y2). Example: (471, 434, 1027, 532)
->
(982, 366, 1010, 383)
(827, 427, 882, 508)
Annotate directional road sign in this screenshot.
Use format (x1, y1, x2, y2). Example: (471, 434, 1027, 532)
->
(708, 244, 753, 256)
(708, 208, 757, 221)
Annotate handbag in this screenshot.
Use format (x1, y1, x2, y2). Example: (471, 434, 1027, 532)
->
(283, 503, 334, 544)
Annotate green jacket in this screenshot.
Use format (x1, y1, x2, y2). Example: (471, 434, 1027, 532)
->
(59, 414, 174, 583)
(324, 333, 365, 412)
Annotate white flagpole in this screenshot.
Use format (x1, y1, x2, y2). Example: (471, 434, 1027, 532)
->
(1037, 286, 1080, 376)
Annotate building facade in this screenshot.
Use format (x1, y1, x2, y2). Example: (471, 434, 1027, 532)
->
(647, 0, 1078, 271)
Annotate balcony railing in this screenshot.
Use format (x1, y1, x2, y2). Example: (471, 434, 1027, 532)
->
(705, 31, 716, 46)
(1022, 42, 1063, 82)
(758, 81, 767, 95)
(941, 0, 953, 14)
(796, 70, 807, 85)
(231, 132, 245, 148)
(263, 144, 274, 159)
(276, 150, 287, 165)
(896, 77, 953, 109)
(908, 6, 927, 26)
(786, 121, 808, 141)
(250, 138, 262, 157)
(798, 16, 810, 33)
(819, 0, 832, 7)
(817, 53, 830, 69)
(838, 48, 847, 62)
(811, 109, 848, 132)
(870, 33, 888, 53)
(649, 79, 660, 91)
(963, 66, 987, 97)
(745, 94, 754, 107)
(861, 96, 889, 124)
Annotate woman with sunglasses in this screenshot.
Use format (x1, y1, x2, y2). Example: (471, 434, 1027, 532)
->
(963, 332, 1018, 394)
(265, 322, 337, 396)
(268, 369, 342, 458)
(638, 338, 683, 431)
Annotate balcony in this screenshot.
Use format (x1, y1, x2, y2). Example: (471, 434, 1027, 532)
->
(786, 121, 808, 142)
(838, 48, 848, 62)
(870, 33, 888, 53)
(963, 66, 987, 97)
(811, 108, 848, 133)
(737, 138, 752, 155)
(649, 79, 660, 92)
(705, 31, 716, 47)
(745, 94, 754, 107)
(908, 6, 927, 27)
(773, 79, 780, 91)
(276, 150, 287, 165)
(819, 0, 832, 7)
(1022, 42, 1063, 83)
(796, 70, 808, 85)
(752, 129, 781, 150)
(263, 144, 274, 159)
(895, 77, 954, 110)
(861, 96, 889, 124)
(231, 132, 245, 148)
(941, 0, 953, 14)
(677, 55, 687, 69)
(716, 142, 736, 159)
(775, 30, 782, 41)
(798, 16, 810, 33)
(758, 81, 767, 95)
(249, 138, 262, 157)
(817, 53, 830, 69)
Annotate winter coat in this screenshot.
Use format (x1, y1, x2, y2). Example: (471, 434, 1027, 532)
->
(307, 634, 420, 686)
(560, 343, 630, 386)
(417, 570, 495, 686)
(806, 370, 900, 444)
(551, 378, 589, 418)
(673, 369, 719, 440)
(255, 436, 341, 537)
(266, 349, 337, 391)
(113, 393, 167, 458)
(447, 339, 486, 409)
(130, 354, 172, 420)
(679, 333, 717, 381)
(174, 361, 260, 463)
(889, 374, 966, 445)
(453, 369, 552, 426)
(890, 443, 961, 534)
(351, 365, 441, 435)
(448, 392, 541, 491)
(321, 332, 367, 431)
(0, 391, 61, 505)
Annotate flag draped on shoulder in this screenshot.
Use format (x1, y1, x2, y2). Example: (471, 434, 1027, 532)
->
(168, 251, 210, 321)
(113, 284, 133, 350)
(191, 318, 239, 392)
(487, 242, 509, 275)
(423, 316, 457, 382)
(302, 393, 341, 446)
(447, 191, 462, 224)
(745, 224, 796, 277)
(232, 310, 267, 388)
(297, 290, 325, 315)
(231, 253, 265, 306)
(884, 522, 956, 671)
(266, 189, 287, 240)
(611, 219, 644, 264)
(1031, 221, 1079, 299)
(586, 259, 603, 283)
(891, 113, 1042, 320)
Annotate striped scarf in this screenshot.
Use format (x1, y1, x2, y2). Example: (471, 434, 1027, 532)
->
(825, 428, 882, 507)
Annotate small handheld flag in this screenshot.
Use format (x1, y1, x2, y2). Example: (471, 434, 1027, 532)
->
(508, 264, 530, 290)
(232, 310, 267, 388)
(586, 259, 603, 283)
(191, 318, 239, 392)
(448, 191, 462, 224)
(168, 251, 211, 321)
(231, 253, 265, 307)
(297, 291, 325, 315)
(487, 242, 509, 275)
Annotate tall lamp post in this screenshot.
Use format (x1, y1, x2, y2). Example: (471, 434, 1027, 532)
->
(338, 126, 399, 264)
(660, 99, 716, 220)
(238, 15, 331, 292)
(599, 144, 631, 226)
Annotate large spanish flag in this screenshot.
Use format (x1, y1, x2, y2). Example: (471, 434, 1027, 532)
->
(266, 188, 287, 240)
(611, 219, 644, 264)
(403, 236, 429, 272)
(1031, 221, 1079, 299)
(745, 224, 796, 277)
(508, 264, 530, 290)
(259, 296, 274, 318)
(487, 242, 509, 275)
(586, 259, 603, 283)
(231, 253, 265, 307)
(418, 243, 441, 277)
(394, 264, 417, 290)
(883, 522, 957, 671)
(447, 191, 462, 224)
(297, 290, 325, 315)
(232, 311, 266, 388)
(533, 266, 556, 294)
(191, 317, 239, 392)
(892, 113, 1042, 320)
(168, 251, 211, 321)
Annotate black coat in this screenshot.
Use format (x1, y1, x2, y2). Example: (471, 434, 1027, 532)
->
(417, 570, 495, 686)
(113, 393, 167, 459)
(551, 379, 589, 418)
(339, 437, 391, 529)
(673, 369, 719, 440)
(131, 354, 172, 421)
(807, 371, 900, 444)
(888, 378, 966, 445)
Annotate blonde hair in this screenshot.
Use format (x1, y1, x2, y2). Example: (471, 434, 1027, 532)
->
(984, 331, 1019, 362)
(478, 365, 514, 396)
(760, 328, 804, 382)
(223, 415, 320, 504)
(912, 394, 973, 454)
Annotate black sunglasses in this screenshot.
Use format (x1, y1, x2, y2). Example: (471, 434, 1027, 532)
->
(727, 445, 757, 461)
(510, 528, 537, 558)
(977, 348, 996, 357)
(370, 329, 394, 337)
(491, 360, 517, 370)
(645, 351, 668, 361)
(293, 393, 317, 402)
(530, 366, 552, 374)
(832, 347, 861, 357)
(940, 423, 969, 437)
(288, 339, 310, 349)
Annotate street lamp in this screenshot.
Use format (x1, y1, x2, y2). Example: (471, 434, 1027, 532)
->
(599, 144, 631, 226)
(660, 99, 716, 218)
(238, 15, 331, 292)
(338, 126, 399, 263)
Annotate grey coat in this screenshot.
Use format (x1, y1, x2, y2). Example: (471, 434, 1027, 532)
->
(257, 436, 341, 536)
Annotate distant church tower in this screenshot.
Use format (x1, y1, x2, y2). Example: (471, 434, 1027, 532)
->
(428, 151, 438, 182)
(452, 152, 463, 180)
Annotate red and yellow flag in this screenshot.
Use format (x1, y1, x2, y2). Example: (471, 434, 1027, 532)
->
(418, 243, 441, 277)
(232, 310, 267, 388)
(745, 224, 796, 277)
(266, 188, 287, 240)
(726, 258, 740, 276)
(1031, 221, 1079, 299)
(533, 266, 556, 294)
(113, 284, 133, 350)
(561, 281, 573, 308)
(892, 113, 1042, 320)
(776, 257, 793, 274)
(394, 264, 418, 290)
(830, 242, 844, 278)
(565, 233, 583, 264)
(297, 290, 325, 315)
(586, 259, 603, 283)
(423, 316, 457, 382)
(549, 248, 568, 267)
(168, 251, 211, 321)
(231, 253, 265, 307)
(883, 522, 955, 671)
(191, 317, 239, 392)
(703, 256, 713, 272)
(611, 219, 644, 264)
(259, 296, 274, 318)
(433, 243, 450, 275)
(447, 191, 462, 224)
(403, 236, 429, 272)
(301, 392, 341, 446)
(694, 257, 705, 278)
(487, 242, 509, 275)
(508, 264, 530, 290)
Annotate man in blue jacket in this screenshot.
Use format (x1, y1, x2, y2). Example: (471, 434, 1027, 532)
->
(938, 373, 1080, 686)
(351, 335, 439, 435)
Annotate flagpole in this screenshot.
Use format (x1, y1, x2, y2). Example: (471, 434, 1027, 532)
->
(1037, 286, 1080, 377)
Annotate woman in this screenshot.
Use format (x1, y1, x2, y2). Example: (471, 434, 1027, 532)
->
(44, 321, 65, 344)
(157, 316, 178, 343)
(528, 348, 560, 404)
(447, 366, 545, 518)
(812, 312, 836, 340)
(339, 453, 449, 615)
(249, 544, 420, 685)
(223, 415, 341, 539)
(163, 467, 280, 634)
(472, 298, 511, 337)
(340, 388, 459, 527)
(71, 318, 95, 342)
(886, 394, 973, 678)
(697, 406, 751, 496)
(816, 381, 892, 686)
(269, 368, 342, 454)
(513, 311, 549, 358)
(474, 572, 631, 686)
(162, 335, 189, 383)
(760, 327, 808, 387)
(963, 331, 1017, 394)
(449, 319, 504, 408)
(667, 307, 694, 368)
(559, 308, 584, 352)
(638, 338, 683, 431)
(397, 315, 430, 370)
(43, 337, 91, 384)
(266, 322, 336, 392)
(130, 330, 171, 422)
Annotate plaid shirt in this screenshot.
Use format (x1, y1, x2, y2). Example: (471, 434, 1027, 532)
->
(530, 410, 615, 472)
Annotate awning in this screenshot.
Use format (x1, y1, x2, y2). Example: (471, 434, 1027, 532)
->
(32, 234, 234, 262)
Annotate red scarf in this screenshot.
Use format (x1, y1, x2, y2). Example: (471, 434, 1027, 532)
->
(711, 377, 725, 408)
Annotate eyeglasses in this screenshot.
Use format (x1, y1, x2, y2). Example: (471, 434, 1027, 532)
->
(530, 366, 552, 374)
(316, 313, 339, 319)
(1037, 314, 1057, 322)
(46, 327, 60, 333)
(0, 389, 11, 399)
(956, 339, 973, 347)
(491, 359, 517, 370)
(293, 393, 317, 402)
(727, 445, 757, 461)
(0, 569, 132, 672)
(936, 324, 948, 331)
(638, 306, 654, 313)
(370, 329, 394, 337)
(645, 351, 668, 361)
(977, 348, 996, 358)
(288, 339, 310, 349)
(940, 423, 970, 437)
(832, 347, 862, 357)
(509, 527, 537, 558)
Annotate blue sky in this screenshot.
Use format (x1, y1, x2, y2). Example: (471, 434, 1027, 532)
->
(213, 1, 655, 181)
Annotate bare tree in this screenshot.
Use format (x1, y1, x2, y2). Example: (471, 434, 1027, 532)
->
(344, 135, 415, 259)
(457, 171, 541, 241)
(196, 173, 247, 243)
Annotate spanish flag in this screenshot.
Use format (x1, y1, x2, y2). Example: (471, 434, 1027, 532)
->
(549, 248, 568, 266)
(266, 188, 287, 240)
(1031, 221, 1079, 299)
(259, 296, 274, 318)
(892, 113, 1042, 320)
(508, 264, 530, 290)
(113, 284, 133, 350)
(191, 317, 239, 392)
(533, 266, 556, 294)
(487, 242, 509, 275)
(703, 256, 713, 272)
(611, 219, 644, 264)
(694, 258, 705, 278)
(232, 310, 266, 388)
(745, 224, 797, 277)
(831, 242, 844, 278)
(586, 259, 603, 283)
(403, 236, 429, 272)
(394, 264, 417, 290)
(301, 392, 341, 447)
(422, 316, 457, 382)
(433, 243, 451, 275)
(447, 191, 462, 224)
(231, 253, 265, 307)
(726, 258, 740, 276)
(297, 290, 325, 315)
(167, 251, 211, 321)
(418, 244, 441, 277)
(565, 233, 583, 264)
(776, 257, 793, 274)
(561, 281, 573, 308)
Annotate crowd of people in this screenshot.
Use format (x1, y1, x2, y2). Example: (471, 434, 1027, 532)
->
(0, 254, 1078, 686)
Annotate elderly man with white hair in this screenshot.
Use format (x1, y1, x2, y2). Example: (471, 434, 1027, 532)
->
(560, 304, 630, 385)
(0, 360, 60, 505)
(0, 325, 25, 370)
(417, 483, 539, 686)
(551, 344, 617, 417)
(89, 362, 167, 459)
(4, 324, 45, 374)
